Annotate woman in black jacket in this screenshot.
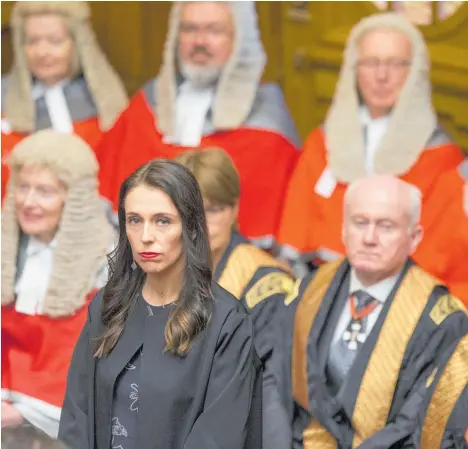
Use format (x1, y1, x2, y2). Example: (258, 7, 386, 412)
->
(58, 159, 262, 449)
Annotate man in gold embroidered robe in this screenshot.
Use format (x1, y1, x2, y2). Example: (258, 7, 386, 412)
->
(275, 175, 468, 449)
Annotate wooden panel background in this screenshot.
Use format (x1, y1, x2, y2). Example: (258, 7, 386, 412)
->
(2, 1, 467, 152)
(279, 1, 468, 152)
(1, 1, 281, 94)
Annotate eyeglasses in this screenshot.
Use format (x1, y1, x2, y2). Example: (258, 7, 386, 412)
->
(357, 58, 411, 71)
(179, 22, 232, 39)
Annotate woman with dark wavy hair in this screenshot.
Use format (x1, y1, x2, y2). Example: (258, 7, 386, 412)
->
(58, 159, 262, 449)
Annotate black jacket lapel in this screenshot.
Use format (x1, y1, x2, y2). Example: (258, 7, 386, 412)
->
(94, 298, 145, 449)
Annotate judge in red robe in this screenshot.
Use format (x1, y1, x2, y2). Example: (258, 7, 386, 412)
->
(1, 1, 128, 202)
(96, 1, 300, 249)
(415, 160, 468, 306)
(1, 131, 115, 437)
(277, 13, 464, 282)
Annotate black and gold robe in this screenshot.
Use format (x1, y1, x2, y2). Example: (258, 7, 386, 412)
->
(408, 333, 468, 449)
(275, 258, 468, 449)
(214, 231, 295, 449)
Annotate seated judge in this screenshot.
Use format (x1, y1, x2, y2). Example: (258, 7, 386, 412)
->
(176, 147, 295, 449)
(277, 13, 464, 280)
(1, 1, 128, 201)
(96, 1, 300, 250)
(1, 130, 114, 438)
(276, 175, 467, 449)
(58, 159, 262, 449)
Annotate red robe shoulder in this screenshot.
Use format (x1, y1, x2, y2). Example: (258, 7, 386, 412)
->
(95, 80, 300, 247)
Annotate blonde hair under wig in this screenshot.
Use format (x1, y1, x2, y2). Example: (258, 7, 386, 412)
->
(1, 130, 114, 317)
(325, 12, 437, 183)
(175, 147, 241, 207)
(4, 1, 128, 133)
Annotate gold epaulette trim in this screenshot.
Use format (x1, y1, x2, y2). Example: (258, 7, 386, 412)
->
(218, 243, 293, 303)
(430, 294, 467, 325)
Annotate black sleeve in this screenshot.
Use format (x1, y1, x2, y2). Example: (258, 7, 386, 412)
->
(183, 311, 262, 449)
(241, 268, 297, 449)
(57, 310, 92, 449)
(269, 275, 313, 449)
(356, 309, 468, 449)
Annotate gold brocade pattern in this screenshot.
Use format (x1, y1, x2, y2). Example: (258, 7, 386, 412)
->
(284, 277, 302, 306)
(303, 420, 338, 449)
(352, 266, 439, 447)
(292, 260, 342, 448)
(421, 335, 468, 449)
(429, 294, 466, 325)
(245, 272, 295, 309)
(217, 243, 292, 302)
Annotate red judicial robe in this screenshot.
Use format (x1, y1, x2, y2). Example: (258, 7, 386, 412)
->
(1, 76, 104, 201)
(277, 126, 465, 286)
(96, 79, 300, 248)
(415, 160, 468, 306)
(1, 290, 96, 434)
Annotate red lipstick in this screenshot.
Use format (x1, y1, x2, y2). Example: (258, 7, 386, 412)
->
(139, 252, 160, 259)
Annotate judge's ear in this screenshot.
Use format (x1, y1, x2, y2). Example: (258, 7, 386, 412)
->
(409, 224, 424, 254)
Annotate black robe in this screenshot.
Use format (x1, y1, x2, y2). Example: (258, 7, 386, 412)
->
(58, 283, 262, 449)
(214, 231, 295, 449)
(402, 333, 468, 449)
(274, 259, 468, 449)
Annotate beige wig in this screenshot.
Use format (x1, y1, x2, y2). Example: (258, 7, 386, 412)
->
(1, 130, 114, 317)
(325, 12, 437, 183)
(4, 1, 128, 133)
(156, 1, 266, 137)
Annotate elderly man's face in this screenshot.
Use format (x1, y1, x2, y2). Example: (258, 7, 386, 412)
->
(178, 2, 234, 86)
(356, 29, 412, 118)
(342, 180, 422, 285)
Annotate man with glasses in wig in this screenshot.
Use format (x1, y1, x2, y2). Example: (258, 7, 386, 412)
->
(96, 1, 300, 251)
(277, 13, 465, 294)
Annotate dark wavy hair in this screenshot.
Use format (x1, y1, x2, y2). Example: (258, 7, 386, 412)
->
(94, 159, 214, 357)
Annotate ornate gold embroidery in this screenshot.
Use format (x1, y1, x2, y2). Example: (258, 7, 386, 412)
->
(284, 278, 302, 306)
(352, 266, 439, 447)
(303, 420, 338, 449)
(218, 243, 293, 301)
(292, 260, 342, 448)
(422, 335, 468, 449)
(245, 272, 295, 309)
(429, 294, 466, 325)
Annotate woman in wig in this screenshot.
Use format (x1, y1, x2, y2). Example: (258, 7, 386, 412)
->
(1, 130, 115, 437)
(1, 1, 128, 201)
